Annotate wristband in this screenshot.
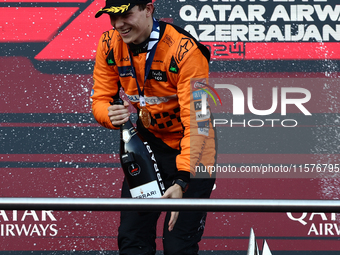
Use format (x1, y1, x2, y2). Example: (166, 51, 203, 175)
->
(172, 179, 189, 193)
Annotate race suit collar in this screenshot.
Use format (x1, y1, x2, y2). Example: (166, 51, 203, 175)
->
(128, 37, 149, 56)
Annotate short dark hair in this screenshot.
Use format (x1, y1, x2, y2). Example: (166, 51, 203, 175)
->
(137, 4, 147, 10)
(137, 3, 155, 14)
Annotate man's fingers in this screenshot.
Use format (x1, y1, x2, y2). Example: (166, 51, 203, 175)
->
(108, 107, 129, 117)
(109, 113, 129, 121)
(161, 189, 171, 199)
(161, 184, 182, 231)
(107, 103, 130, 125)
(168, 211, 179, 232)
(110, 116, 129, 126)
(123, 100, 130, 107)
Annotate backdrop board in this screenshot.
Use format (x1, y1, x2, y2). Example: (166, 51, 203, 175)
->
(1, 0, 340, 254)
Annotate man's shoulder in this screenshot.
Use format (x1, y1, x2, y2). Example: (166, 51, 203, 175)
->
(99, 28, 115, 37)
(159, 21, 197, 47)
(99, 28, 120, 43)
(159, 21, 210, 63)
(97, 28, 124, 54)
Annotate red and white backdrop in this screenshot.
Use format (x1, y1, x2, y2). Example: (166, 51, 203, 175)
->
(1, 0, 340, 254)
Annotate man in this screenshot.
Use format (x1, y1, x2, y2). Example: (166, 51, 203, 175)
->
(91, 0, 216, 254)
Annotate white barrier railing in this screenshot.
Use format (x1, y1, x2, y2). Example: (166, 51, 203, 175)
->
(0, 198, 339, 212)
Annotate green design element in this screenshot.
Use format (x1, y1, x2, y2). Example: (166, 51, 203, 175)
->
(199, 88, 217, 106)
(170, 66, 178, 73)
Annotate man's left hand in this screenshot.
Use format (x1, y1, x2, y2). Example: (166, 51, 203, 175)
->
(161, 184, 183, 231)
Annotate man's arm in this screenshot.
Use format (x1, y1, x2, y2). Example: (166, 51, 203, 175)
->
(91, 33, 122, 129)
(175, 47, 215, 176)
(162, 46, 215, 231)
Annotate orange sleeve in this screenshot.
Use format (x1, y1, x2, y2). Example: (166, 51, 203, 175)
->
(91, 33, 120, 130)
(175, 48, 216, 175)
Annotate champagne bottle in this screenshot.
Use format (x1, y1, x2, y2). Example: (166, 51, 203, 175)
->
(113, 98, 165, 198)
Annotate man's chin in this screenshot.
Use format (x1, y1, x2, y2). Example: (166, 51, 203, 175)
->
(121, 38, 131, 44)
(122, 36, 144, 45)
(121, 35, 135, 44)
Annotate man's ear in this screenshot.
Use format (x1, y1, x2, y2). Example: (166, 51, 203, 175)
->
(145, 3, 154, 17)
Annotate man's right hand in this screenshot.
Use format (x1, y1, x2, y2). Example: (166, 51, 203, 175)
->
(108, 100, 130, 126)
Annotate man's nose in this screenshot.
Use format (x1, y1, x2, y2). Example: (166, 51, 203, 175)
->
(112, 16, 124, 29)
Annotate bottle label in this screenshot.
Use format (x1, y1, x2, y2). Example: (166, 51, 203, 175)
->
(130, 180, 162, 199)
(144, 142, 166, 195)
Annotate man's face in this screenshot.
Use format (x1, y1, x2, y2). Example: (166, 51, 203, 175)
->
(110, 4, 153, 45)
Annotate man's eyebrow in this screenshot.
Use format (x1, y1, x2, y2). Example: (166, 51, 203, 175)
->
(124, 10, 133, 15)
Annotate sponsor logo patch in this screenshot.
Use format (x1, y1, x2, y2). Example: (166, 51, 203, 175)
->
(118, 66, 133, 77)
(198, 127, 209, 136)
(163, 34, 175, 47)
(148, 70, 167, 82)
(176, 38, 194, 63)
(193, 90, 207, 100)
(196, 109, 211, 121)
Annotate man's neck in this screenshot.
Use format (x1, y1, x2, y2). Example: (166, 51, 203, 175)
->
(128, 37, 150, 56)
(129, 18, 154, 55)
(138, 18, 153, 44)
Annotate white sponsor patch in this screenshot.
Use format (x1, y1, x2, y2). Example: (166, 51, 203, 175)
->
(198, 127, 209, 136)
(196, 109, 210, 121)
(130, 180, 162, 199)
(126, 94, 177, 105)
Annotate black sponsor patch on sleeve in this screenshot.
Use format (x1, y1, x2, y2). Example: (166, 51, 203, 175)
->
(169, 56, 179, 74)
(106, 48, 116, 66)
(194, 101, 202, 111)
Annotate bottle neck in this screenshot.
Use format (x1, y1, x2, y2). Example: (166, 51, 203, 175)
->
(121, 119, 134, 130)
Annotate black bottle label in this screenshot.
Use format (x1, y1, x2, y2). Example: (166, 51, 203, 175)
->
(127, 142, 165, 199)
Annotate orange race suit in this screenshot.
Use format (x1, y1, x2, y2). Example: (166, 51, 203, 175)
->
(91, 20, 215, 180)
